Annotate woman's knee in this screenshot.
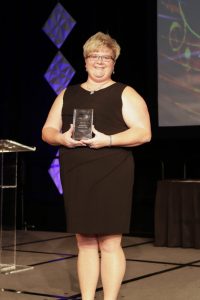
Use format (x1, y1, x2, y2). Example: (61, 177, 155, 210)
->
(98, 235, 122, 253)
(76, 234, 99, 250)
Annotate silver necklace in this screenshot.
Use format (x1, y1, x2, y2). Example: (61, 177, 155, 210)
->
(86, 81, 111, 95)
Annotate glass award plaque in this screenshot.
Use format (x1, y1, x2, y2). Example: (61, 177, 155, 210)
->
(73, 109, 94, 140)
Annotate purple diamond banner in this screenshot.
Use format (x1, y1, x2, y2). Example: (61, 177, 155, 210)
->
(42, 2, 76, 48)
(43, 2, 76, 194)
(48, 153, 63, 194)
(44, 51, 75, 95)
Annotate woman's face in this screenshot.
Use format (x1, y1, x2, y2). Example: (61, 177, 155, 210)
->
(85, 46, 115, 82)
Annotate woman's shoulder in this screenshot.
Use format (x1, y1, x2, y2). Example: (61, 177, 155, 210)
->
(113, 82, 128, 92)
(116, 82, 141, 95)
(65, 83, 81, 92)
(62, 84, 82, 97)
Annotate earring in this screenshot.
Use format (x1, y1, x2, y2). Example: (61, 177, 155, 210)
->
(112, 70, 115, 74)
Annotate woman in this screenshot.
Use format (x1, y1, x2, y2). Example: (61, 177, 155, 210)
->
(42, 32, 151, 300)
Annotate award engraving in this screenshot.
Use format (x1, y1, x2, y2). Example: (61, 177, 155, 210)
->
(73, 109, 94, 140)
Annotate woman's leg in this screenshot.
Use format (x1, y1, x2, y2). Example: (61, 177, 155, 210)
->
(98, 234, 125, 300)
(76, 234, 100, 300)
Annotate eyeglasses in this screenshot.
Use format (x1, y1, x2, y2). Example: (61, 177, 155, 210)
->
(86, 54, 114, 62)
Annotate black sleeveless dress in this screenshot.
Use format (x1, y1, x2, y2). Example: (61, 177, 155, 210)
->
(59, 82, 134, 234)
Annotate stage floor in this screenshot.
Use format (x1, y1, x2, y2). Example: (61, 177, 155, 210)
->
(1, 231, 200, 299)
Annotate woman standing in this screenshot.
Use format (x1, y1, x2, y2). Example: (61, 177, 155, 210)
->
(42, 32, 151, 300)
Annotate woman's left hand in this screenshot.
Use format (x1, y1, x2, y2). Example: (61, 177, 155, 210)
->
(81, 126, 111, 149)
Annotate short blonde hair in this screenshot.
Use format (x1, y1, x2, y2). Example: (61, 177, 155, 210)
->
(83, 32, 121, 61)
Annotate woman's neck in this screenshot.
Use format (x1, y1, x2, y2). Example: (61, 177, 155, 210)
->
(84, 79, 114, 94)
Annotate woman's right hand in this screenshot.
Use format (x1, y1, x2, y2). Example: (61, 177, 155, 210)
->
(60, 124, 86, 148)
